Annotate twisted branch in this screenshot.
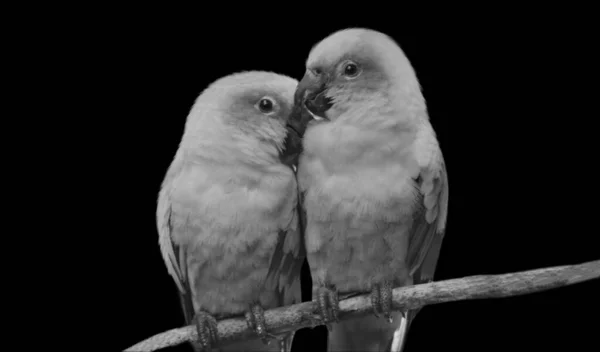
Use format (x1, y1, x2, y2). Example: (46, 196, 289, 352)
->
(125, 260, 600, 352)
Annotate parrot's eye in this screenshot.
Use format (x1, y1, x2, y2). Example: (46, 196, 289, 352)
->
(257, 97, 275, 114)
(343, 62, 360, 78)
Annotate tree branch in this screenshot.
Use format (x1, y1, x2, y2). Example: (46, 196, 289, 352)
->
(125, 260, 600, 352)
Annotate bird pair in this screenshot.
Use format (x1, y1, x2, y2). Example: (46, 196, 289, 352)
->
(158, 27, 449, 352)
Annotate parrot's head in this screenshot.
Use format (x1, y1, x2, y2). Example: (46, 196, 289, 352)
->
(182, 71, 298, 165)
(287, 27, 424, 138)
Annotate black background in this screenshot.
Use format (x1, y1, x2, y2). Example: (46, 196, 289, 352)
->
(83, 16, 599, 352)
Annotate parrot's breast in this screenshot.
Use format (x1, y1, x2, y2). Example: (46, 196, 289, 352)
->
(300, 140, 419, 293)
(170, 162, 298, 316)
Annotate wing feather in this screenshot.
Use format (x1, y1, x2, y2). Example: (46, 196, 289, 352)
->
(157, 156, 196, 324)
(406, 120, 449, 283)
(263, 173, 305, 351)
(264, 177, 305, 307)
(391, 125, 449, 346)
(407, 161, 449, 283)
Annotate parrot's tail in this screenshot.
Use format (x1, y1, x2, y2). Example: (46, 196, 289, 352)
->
(197, 334, 294, 352)
(327, 310, 411, 352)
(280, 332, 296, 352)
(386, 313, 409, 352)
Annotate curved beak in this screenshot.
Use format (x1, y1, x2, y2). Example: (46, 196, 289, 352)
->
(289, 70, 333, 137)
(279, 70, 333, 169)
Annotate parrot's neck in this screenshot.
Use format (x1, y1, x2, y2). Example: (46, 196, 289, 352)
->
(302, 114, 419, 170)
(181, 131, 281, 168)
(187, 145, 279, 167)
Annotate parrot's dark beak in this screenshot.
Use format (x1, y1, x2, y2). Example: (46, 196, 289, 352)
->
(279, 99, 308, 169)
(290, 70, 333, 136)
(279, 70, 333, 170)
(298, 70, 333, 124)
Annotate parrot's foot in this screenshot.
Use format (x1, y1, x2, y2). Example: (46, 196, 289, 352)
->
(316, 286, 339, 329)
(245, 304, 276, 345)
(371, 280, 394, 323)
(193, 311, 219, 351)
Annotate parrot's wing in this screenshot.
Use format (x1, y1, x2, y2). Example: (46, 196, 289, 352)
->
(406, 125, 449, 285)
(298, 190, 307, 248)
(264, 182, 305, 307)
(157, 158, 196, 324)
(406, 160, 449, 284)
(389, 128, 449, 352)
(263, 180, 305, 351)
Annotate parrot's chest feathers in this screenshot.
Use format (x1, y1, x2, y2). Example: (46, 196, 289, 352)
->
(303, 122, 416, 169)
(172, 162, 296, 313)
(299, 123, 421, 268)
(301, 160, 418, 222)
(173, 162, 295, 249)
(300, 123, 420, 221)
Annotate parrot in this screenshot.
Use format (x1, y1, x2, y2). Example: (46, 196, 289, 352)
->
(284, 28, 450, 352)
(156, 71, 305, 352)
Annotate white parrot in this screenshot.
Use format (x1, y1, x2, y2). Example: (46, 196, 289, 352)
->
(157, 71, 305, 352)
(285, 28, 450, 352)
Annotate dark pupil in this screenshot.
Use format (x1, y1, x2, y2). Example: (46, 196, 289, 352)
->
(259, 99, 273, 112)
(345, 64, 357, 75)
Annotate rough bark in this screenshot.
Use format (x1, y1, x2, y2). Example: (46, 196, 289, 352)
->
(125, 260, 600, 352)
